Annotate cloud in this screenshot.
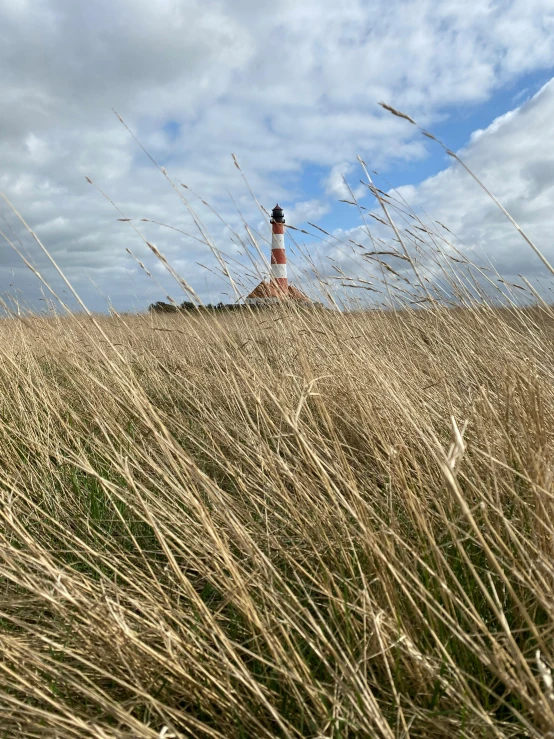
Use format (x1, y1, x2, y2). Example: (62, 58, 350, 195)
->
(388, 80, 554, 281)
(286, 199, 331, 225)
(324, 164, 367, 202)
(317, 79, 554, 308)
(0, 0, 553, 310)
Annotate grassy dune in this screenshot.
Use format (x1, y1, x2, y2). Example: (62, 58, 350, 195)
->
(0, 301, 553, 737)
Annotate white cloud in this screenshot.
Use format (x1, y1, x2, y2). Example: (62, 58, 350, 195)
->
(386, 80, 554, 282)
(286, 199, 331, 225)
(0, 0, 553, 310)
(324, 163, 367, 202)
(297, 79, 554, 304)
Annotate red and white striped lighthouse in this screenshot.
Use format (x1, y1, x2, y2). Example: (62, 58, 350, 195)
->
(270, 204, 287, 294)
(245, 203, 311, 305)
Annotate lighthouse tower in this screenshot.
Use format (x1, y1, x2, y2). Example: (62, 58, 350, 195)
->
(269, 204, 287, 294)
(245, 204, 311, 306)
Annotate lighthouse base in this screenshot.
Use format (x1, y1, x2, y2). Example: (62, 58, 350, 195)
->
(245, 280, 311, 305)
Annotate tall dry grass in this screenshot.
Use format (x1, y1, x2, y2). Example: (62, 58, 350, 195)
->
(0, 297, 553, 738)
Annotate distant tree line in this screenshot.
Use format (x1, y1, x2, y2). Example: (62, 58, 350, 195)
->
(148, 301, 251, 313)
(148, 300, 326, 313)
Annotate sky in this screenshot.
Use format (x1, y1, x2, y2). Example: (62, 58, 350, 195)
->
(1, 0, 554, 313)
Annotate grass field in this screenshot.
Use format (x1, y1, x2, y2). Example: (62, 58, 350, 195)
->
(0, 298, 553, 737)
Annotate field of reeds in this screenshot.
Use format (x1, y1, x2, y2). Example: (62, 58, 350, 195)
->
(0, 295, 554, 738)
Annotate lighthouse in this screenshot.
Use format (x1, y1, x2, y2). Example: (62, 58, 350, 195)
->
(269, 204, 287, 294)
(246, 204, 311, 306)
